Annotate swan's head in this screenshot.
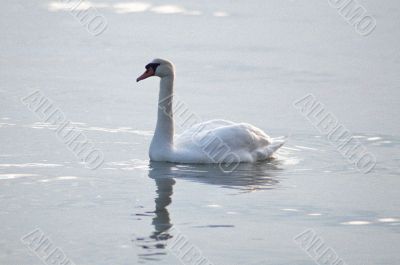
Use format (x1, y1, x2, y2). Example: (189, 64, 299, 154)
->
(136, 58, 175, 82)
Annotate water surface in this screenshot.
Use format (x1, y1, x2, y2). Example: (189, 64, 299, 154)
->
(1, 0, 399, 264)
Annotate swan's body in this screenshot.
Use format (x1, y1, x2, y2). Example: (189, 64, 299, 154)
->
(137, 59, 284, 164)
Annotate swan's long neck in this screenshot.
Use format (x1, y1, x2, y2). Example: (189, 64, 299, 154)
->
(151, 75, 174, 152)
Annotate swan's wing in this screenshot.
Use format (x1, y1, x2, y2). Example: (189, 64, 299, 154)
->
(180, 119, 235, 136)
(175, 119, 235, 147)
(175, 121, 282, 162)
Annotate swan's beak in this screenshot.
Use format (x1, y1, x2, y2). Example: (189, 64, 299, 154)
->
(136, 68, 155, 82)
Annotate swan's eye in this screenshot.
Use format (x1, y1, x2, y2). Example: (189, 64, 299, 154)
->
(145, 63, 160, 72)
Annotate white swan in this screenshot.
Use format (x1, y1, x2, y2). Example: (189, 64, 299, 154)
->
(136, 59, 284, 165)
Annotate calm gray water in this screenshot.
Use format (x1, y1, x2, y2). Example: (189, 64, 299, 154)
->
(1, 0, 399, 264)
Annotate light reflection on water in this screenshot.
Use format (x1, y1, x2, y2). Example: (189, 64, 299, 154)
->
(46, 1, 227, 17)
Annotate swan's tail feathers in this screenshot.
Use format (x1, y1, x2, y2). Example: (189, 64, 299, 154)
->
(265, 139, 285, 157)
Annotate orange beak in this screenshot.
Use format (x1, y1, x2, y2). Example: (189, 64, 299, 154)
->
(136, 68, 155, 82)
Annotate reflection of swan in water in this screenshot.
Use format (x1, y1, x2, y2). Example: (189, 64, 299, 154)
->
(134, 161, 282, 262)
(163, 161, 282, 192)
(135, 168, 175, 262)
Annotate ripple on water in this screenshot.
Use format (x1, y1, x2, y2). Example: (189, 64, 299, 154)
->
(46, 2, 224, 17)
(341, 221, 372, 225)
(308, 213, 323, 216)
(113, 2, 151, 13)
(377, 218, 399, 223)
(281, 208, 300, 212)
(0, 163, 62, 168)
(0, 173, 39, 180)
(150, 5, 186, 14)
(213, 11, 229, 17)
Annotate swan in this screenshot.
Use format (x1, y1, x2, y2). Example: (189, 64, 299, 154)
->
(136, 58, 284, 167)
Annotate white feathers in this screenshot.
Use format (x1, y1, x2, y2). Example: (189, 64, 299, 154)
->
(142, 59, 284, 163)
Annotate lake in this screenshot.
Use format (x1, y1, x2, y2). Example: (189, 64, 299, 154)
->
(1, 0, 399, 264)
